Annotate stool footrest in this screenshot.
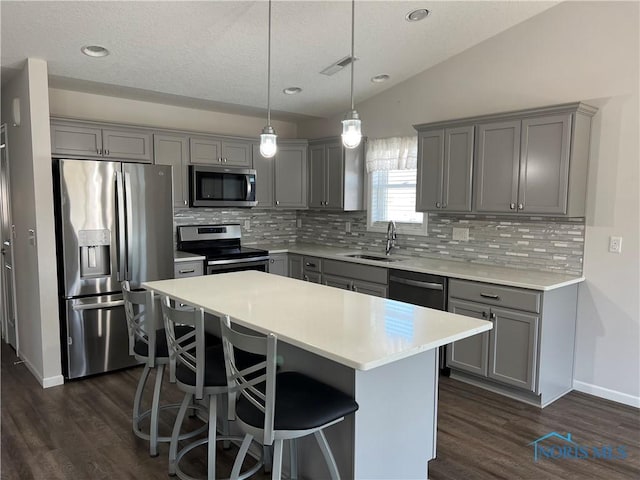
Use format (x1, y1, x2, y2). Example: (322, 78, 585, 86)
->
(133, 403, 207, 443)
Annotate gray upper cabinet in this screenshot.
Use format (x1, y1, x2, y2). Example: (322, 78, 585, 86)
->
(253, 141, 308, 209)
(416, 126, 474, 212)
(51, 120, 153, 162)
(190, 136, 251, 167)
(154, 134, 189, 208)
(308, 138, 364, 211)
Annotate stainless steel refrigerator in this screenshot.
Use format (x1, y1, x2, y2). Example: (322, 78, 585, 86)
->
(54, 159, 173, 379)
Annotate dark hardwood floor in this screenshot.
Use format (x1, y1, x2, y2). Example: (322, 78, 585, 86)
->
(2, 344, 639, 479)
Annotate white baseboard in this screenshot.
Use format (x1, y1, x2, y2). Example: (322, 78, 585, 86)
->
(21, 355, 64, 388)
(573, 380, 640, 408)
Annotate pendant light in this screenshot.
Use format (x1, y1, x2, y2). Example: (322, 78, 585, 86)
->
(342, 0, 362, 149)
(260, 0, 277, 158)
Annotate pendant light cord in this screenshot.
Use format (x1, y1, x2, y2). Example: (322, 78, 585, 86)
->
(267, 0, 272, 127)
(350, 0, 355, 111)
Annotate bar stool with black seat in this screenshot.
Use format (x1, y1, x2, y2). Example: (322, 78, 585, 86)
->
(219, 315, 360, 480)
(160, 295, 262, 480)
(122, 281, 207, 457)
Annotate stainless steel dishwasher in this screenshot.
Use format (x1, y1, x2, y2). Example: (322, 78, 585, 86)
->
(388, 269, 449, 374)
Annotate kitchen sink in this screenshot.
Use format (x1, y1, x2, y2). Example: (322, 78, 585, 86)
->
(344, 253, 400, 262)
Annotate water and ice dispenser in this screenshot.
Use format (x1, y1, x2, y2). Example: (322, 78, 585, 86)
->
(78, 229, 111, 278)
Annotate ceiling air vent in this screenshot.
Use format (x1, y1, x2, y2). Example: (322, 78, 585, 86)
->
(320, 55, 358, 76)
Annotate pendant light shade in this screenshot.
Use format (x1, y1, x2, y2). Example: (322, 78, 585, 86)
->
(260, 0, 277, 158)
(342, 0, 362, 149)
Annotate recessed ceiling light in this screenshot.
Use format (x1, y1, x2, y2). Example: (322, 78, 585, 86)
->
(81, 45, 109, 57)
(371, 74, 390, 84)
(405, 8, 431, 22)
(283, 87, 302, 95)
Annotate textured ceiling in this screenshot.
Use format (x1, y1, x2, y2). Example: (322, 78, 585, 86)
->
(1, 1, 557, 119)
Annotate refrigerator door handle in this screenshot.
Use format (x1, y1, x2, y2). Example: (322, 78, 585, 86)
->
(115, 171, 126, 282)
(72, 300, 125, 311)
(124, 171, 134, 281)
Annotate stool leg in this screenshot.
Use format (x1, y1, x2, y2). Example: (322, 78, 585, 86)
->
(169, 392, 192, 476)
(207, 394, 218, 480)
(149, 364, 165, 457)
(289, 439, 298, 480)
(314, 430, 340, 480)
(133, 365, 151, 436)
(272, 439, 284, 480)
(221, 393, 230, 449)
(231, 434, 254, 480)
(263, 445, 272, 473)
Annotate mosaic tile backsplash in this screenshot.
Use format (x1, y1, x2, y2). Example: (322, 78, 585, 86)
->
(174, 208, 585, 275)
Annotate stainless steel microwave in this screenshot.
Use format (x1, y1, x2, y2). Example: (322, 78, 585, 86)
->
(189, 165, 257, 207)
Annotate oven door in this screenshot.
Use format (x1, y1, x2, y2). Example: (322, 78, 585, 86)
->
(206, 258, 269, 275)
(190, 165, 257, 207)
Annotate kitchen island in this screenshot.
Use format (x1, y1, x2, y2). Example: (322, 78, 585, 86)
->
(143, 271, 492, 479)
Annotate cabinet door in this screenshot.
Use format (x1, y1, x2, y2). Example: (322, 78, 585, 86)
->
(488, 307, 539, 392)
(222, 139, 252, 167)
(51, 123, 102, 157)
(154, 134, 189, 208)
(288, 255, 303, 280)
(416, 129, 444, 211)
(102, 129, 153, 162)
(446, 299, 490, 376)
(322, 273, 352, 291)
(190, 137, 222, 164)
(352, 280, 387, 298)
(325, 142, 344, 209)
(252, 144, 274, 207)
(442, 126, 474, 211)
(274, 145, 307, 208)
(303, 271, 322, 284)
(474, 120, 521, 213)
(518, 114, 571, 214)
(308, 144, 326, 208)
(268, 254, 288, 277)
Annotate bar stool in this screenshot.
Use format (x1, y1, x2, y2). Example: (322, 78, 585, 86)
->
(160, 295, 262, 480)
(122, 281, 207, 457)
(219, 315, 359, 480)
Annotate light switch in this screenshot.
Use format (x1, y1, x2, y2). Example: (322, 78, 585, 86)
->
(609, 236, 622, 253)
(244, 220, 251, 230)
(296, 218, 302, 228)
(345, 222, 351, 233)
(452, 227, 469, 241)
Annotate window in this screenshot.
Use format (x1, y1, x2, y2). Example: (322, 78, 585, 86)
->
(366, 136, 427, 235)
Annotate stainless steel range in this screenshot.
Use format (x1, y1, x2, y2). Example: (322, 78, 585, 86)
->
(177, 224, 269, 275)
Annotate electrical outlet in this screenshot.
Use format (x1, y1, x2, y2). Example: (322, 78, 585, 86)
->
(452, 227, 469, 242)
(296, 218, 302, 228)
(609, 236, 622, 253)
(345, 222, 351, 233)
(244, 220, 250, 230)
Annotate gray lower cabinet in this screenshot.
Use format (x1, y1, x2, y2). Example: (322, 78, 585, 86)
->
(51, 120, 153, 162)
(308, 137, 364, 211)
(174, 260, 204, 278)
(268, 254, 288, 277)
(416, 125, 474, 212)
(154, 134, 189, 208)
(302, 256, 322, 283)
(446, 278, 577, 407)
(322, 259, 388, 298)
(253, 141, 308, 209)
(190, 136, 251, 167)
(288, 254, 303, 280)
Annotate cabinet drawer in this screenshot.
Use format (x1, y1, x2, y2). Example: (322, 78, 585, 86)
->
(174, 260, 204, 278)
(302, 256, 322, 273)
(323, 259, 387, 284)
(449, 279, 540, 313)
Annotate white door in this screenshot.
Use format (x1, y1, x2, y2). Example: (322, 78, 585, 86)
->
(0, 124, 18, 351)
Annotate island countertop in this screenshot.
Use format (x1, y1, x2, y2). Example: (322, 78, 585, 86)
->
(143, 271, 492, 371)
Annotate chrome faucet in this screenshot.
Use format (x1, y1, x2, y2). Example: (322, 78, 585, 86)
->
(385, 220, 397, 256)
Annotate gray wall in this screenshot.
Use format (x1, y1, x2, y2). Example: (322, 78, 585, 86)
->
(0, 59, 62, 386)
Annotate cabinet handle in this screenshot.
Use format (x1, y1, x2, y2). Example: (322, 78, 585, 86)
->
(436, 202, 441, 208)
(509, 203, 516, 210)
(276, 200, 280, 206)
(218, 157, 222, 163)
(481, 311, 487, 318)
(480, 293, 500, 300)
(303, 275, 309, 281)
(305, 262, 316, 268)
(97, 148, 102, 155)
(352, 284, 358, 292)
(518, 203, 524, 210)
(223, 158, 228, 163)
(442, 202, 447, 208)
(179, 269, 195, 274)
(184, 200, 188, 206)
(270, 259, 275, 264)
(490, 312, 496, 320)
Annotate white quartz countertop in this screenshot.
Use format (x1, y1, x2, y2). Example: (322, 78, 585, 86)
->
(143, 271, 492, 371)
(174, 251, 206, 262)
(251, 242, 584, 291)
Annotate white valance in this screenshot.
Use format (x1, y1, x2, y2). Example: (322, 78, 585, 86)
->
(365, 136, 418, 173)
